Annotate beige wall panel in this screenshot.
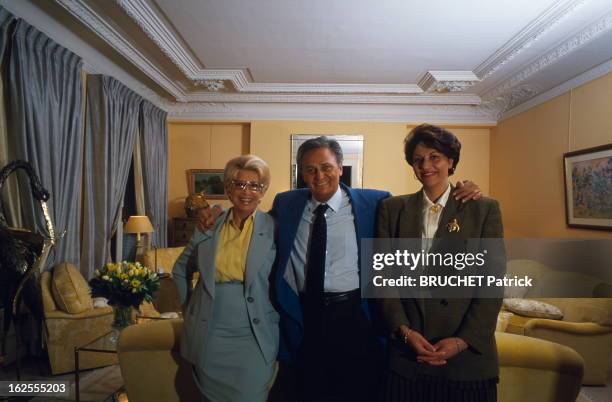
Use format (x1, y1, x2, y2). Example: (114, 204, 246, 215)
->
(250, 121, 490, 211)
(167, 124, 211, 220)
(167, 123, 249, 222)
(210, 125, 249, 168)
(491, 72, 612, 239)
(569, 73, 612, 150)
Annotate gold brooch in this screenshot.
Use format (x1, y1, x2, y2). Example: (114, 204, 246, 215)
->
(429, 204, 442, 213)
(447, 218, 460, 233)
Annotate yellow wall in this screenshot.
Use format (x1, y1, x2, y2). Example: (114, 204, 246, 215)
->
(167, 123, 249, 220)
(490, 72, 612, 238)
(250, 121, 491, 211)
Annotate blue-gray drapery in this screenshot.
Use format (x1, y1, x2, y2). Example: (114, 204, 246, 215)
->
(81, 75, 142, 278)
(5, 19, 84, 269)
(139, 100, 168, 248)
(0, 8, 20, 227)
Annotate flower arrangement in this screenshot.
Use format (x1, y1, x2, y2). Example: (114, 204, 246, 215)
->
(89, 261, 160, 308)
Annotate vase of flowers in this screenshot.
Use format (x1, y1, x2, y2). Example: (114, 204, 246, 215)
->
(89, 261, 160, 335)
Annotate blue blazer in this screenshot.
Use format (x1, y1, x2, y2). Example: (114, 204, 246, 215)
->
(269, 183, 390, 361)
(173, 210, 279, 367)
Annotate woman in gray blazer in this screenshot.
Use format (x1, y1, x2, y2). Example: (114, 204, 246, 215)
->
(173, 155, 279, 402)
(377, 124, 505, 402)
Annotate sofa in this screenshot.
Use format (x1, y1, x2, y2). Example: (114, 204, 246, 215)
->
(504, 259, 612, 385)
(40, 264, 117, 374)
(117, 319, 583, 402)
(143, 247, 198, 313)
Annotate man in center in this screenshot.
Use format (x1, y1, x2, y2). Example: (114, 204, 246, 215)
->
(270, 137, 390, 402)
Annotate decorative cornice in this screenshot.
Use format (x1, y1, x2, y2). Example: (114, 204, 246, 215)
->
(115, 0, 201, 77)
(500, 57, 612, 121)
(418, 71, 479, 93)
(55, 0, 187, 101)
(474, 0, 588, 79)
(167, 102, 497, 125)
(195, 79, 227, 91)
(183, 93, 482, 105)
(482, 11, 612, 109)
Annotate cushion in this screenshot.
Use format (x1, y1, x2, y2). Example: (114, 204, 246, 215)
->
(51, 262, 93, 314)
(503, 298, 563, 320)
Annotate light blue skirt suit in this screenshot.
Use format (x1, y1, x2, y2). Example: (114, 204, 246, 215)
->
(173, 210, 279, 402)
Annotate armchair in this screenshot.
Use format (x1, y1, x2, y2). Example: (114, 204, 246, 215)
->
(40, 270, 117, 374)
(505, 259, 612, 385)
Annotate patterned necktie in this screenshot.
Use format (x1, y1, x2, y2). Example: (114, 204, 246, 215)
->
(304, 204, 329, 324)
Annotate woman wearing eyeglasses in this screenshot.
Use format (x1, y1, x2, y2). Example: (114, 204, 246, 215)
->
(173, 154, 278, 402)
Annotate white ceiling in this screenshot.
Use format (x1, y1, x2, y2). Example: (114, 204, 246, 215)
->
(4, 0, 612, 123)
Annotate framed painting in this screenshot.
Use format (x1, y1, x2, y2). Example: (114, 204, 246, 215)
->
(563, 143, 612, 230)
(187, 169, 227, 199)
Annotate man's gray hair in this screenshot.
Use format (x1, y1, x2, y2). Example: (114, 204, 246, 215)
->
(296, 136, 343, 169)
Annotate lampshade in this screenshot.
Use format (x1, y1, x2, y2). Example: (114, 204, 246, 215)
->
(124, 215, 154, 234)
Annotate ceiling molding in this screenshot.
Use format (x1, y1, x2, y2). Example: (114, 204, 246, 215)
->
(116, 0, 201, 77)
(418, 71, 480, 93)
(482, 10, 612, 112)
(182, 93, 482, 105)
(500, 56, 612, 121)
(474, 0, 587, 79)
(55, 0, 188, 101)
(167, 102, 496, 125)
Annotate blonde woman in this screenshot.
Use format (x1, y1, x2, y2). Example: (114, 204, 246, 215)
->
(173, 155, 278, 402)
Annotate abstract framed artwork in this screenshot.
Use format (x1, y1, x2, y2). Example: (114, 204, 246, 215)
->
(563, 143, 612, 230)
(187, 169, 227, 199)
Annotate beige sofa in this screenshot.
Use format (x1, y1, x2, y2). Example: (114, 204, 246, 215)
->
(504, 259, 612, 385)
(118, 319, 583, 402)
(142, 247, 199, 314)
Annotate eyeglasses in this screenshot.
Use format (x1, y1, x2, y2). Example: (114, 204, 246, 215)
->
(231, 180, 264, 192)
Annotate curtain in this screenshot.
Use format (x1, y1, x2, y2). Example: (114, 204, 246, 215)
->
(81, 75, 141, 278)
(5, 19, 84, 269)
(140, 100, 168, 248)
(0, 8, 21, 227)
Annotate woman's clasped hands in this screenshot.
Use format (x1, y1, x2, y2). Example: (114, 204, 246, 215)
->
(399, 325, 468, 366)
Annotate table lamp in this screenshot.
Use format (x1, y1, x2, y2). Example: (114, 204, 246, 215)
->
(124, 215, 154, 251)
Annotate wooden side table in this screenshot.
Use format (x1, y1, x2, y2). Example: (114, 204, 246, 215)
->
(171, 217, 198, 246)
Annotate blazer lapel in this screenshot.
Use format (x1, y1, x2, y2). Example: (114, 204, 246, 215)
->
(245, 211, 273, 291)
(395, 192, 426, 319)
(399, 193, 423, 238)
(198, 210, 229, 298)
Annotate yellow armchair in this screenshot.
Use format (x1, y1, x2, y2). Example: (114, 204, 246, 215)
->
(505, 259, 612, 385)
(40, 270, 117, 374)
(118, 319, 199, 402)
(496, 332, 583, 402)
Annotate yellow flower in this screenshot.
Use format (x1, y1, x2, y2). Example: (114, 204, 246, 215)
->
(128, 269, 135, 276)
(131, 279, 141, 288)
(102, 275, 110, 281)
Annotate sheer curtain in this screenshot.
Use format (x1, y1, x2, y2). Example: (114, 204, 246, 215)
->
(140, 100, 168, 248)
(5, 19, 84, 269)
(81, 75, 142, 277)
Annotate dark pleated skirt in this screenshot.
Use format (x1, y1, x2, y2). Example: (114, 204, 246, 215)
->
(381, 370, 498, 402)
